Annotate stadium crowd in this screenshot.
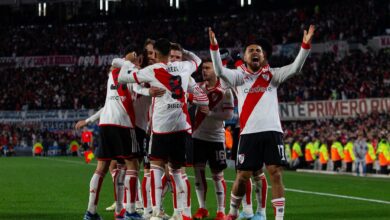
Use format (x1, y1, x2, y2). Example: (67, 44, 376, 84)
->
(0, 49, 389, 111)
(0, 0, 387, 56)
(2, 112, 389, 175)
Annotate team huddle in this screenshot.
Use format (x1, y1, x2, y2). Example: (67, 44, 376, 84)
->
(75, 25, 316, 220)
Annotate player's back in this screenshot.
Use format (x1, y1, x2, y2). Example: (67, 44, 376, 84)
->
(146, 61, 195, 134)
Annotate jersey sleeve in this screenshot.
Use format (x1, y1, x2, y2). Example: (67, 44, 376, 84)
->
(188, 77, 209, 106)
(85, 108, 103, 124)
(271, 43, 311, 86)
(118, 61, 154, 84)
(210, 45, 245, 87)
(132, 83, 150, 96)
(112, 58, 125, 68)
(182, 49, 202, 72)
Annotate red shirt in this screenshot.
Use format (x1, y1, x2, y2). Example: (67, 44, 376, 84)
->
(81, 131, 93, 143)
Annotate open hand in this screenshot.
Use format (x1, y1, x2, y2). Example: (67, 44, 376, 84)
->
(303, 25, 316, 44)
(209, 27, 218, 46)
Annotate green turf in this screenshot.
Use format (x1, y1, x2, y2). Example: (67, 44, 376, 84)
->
(0, 157, 389, 220)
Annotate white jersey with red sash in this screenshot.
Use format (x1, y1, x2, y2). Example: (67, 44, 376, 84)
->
(210, 43, 311, 135)
(118, 61, 209, 134)
(99, 68, 136, 128)
(192, 80, 234, 142)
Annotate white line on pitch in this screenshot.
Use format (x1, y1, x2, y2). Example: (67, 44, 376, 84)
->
(36, 157, 390, 205)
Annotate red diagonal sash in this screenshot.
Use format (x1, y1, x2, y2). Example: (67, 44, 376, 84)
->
(193, 89, 223, 131)
(111, 68, 136, 127)
(153, 68, 192, 128)
(239, 72, 272, 133)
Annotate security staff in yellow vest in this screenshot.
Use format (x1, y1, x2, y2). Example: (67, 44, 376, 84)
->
(331, 134, 344, 172)
(319, 136, 329, 171)
(365, 133, 376, 174)
(377, 134, 390, 175)
(304, 137, 315, 169)
(344, 137, 355, 173)
(291, 136, 303, 169)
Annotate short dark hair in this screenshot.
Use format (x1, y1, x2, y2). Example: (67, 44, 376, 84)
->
(244, 38, 273, 60)
(123, 44, 138, 57)
(154, 38, 171, 56)
(202, 57, 212, 63)
(170, 43, 183, 52)
(144, 38, 155, 48)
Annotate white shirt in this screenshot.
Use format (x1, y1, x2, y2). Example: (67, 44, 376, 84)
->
(99, 68, 135, 128)
(192, 79, 234, 142)
(118, 60, 209, 134)
(210, 44, 311, 135)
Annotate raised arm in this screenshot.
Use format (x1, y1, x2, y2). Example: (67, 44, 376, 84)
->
(209, 28, 244, 87)
(271, 25, 315, 85)
(183, 49, 202, 70)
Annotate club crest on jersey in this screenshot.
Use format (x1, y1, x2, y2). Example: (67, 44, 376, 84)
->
(262, 72, 270, 81)
(238, 154, 245, 164)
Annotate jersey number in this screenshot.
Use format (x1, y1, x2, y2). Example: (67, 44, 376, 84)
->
(278, 145, 286, 161)
(215, 150, 226, 161)
(169, 75, 183, 100)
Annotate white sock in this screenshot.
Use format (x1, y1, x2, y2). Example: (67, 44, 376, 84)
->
(87, 170, 105, 214)
(242, 178, 253, 215)
(228, 193, 242, 216)
(272, 197, 285, 220)
(150, 165, 164, 214)
(142, 172, 152, 215)
(212, 171, 226, 213)
(169, 168, 185, 215)
(114, 164, 126, 213)
(125, 169, 138, 213)
(254, 173, 267, 215)
(182, 171, 191, 217)
(194, 165, 207, 209)
(136, 178, 143, 208)
(160, 173, 169, 210)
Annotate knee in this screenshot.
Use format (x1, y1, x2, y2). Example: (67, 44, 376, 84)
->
(236, 171, 251, 185)
(268, 167, 283, 184)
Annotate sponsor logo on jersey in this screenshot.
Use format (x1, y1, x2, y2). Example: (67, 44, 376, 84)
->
(262, 72, 270, 81)
(238, 154, 245, 164)
(167, 103, 183, 109)
(244, 86, 272, 93)
(167, 66, 179, 72)
(108, 95, 126, 101)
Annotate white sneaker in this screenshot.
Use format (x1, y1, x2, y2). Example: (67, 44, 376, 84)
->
(168, 213, 182, 220)
(105, 202, 116, 211)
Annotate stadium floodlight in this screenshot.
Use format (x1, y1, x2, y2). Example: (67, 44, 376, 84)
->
(175, 0, 179, 9)
(105, 0, 109, 12)
(170, 0, 173, 7)
(38, 3, 41, 16)
(248, 0, 252, 5)
(100, 0, 103, 11)
(43, 2, 46, 17)
(240, 0, 244, 7)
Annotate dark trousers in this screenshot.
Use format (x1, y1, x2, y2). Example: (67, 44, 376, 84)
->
(366, 163, 373, 173)
(346, 162, 353, 172)
(321, 163, 327, 171)
(333, 160, 342, 171)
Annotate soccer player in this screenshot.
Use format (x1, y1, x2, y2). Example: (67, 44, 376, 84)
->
(78, 48, 144, 220)
(209, 25, 315, 220)
(117, 38, 209, 220)
(191, 58, 234, 220)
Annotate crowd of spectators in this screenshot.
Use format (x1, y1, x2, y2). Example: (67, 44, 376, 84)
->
(0, 66, 108, 110)
(0, 48, 388, 111)
(0, 0, 387, 57)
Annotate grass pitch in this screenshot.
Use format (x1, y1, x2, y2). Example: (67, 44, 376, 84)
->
(0, 157, 389, 220)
